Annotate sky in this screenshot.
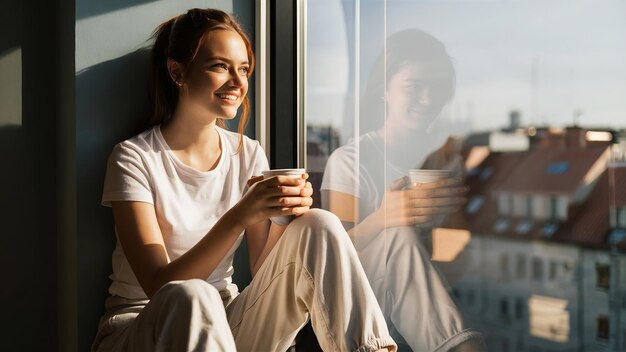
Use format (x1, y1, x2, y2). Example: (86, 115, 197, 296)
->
(307, 0, 626, 133)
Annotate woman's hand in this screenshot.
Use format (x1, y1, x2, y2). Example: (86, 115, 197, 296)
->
(234, 173, 314, 229)
(373, 176, 468, 228)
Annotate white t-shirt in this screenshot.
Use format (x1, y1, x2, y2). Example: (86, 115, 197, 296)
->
(321, 132, 410, 220)
(102, 125, 269, 299)
(321, 131, 463, 221)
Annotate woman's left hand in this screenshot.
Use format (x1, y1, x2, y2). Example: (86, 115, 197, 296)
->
(247, 173, 314, 216)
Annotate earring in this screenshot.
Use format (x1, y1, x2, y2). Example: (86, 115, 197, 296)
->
(175, 81, 183, 87)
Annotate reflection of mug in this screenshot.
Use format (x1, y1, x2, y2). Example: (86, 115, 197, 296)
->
(408, 169, 453, 227)
(408, 169, 453, 184)
(262, 168, 306, 226)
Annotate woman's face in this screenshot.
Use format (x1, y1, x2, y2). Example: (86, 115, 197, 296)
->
(385, 61, 451, 131)
(181, 29, 250, 120)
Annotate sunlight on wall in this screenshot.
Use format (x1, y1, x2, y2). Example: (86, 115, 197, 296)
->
(75, 0, 233, 73)
(529, 294, 570, 343)
(0, 47, 22, 126)
(432, 228, 471, 262)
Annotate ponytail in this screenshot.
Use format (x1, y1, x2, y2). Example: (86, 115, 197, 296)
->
(147, 16, 178, 129)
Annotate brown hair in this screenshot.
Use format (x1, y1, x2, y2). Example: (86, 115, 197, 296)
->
(147, 8, 255, 150)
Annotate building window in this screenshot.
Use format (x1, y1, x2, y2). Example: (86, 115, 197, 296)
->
(526, 195, 533, 219)
(542, 222, 559, 237)
(515, 297, 524, 320)
(494, 218, 509, 232)
(500, 254, 510, 281)
(516, 220, 533, 234)
(532, 257, 543, 282)
(500, 298, 509, 320)
(546, 161, 569, 174)
(597, 264, 610, 290)
(549, 261, 558, 281)
(466, 196, 485, 214)
(517, 254, 526, 279)
(612, 207, 625, 228)
(597, 315, 609, 341)
(549, 196, 558, 220)
(499, 194, 511, 216)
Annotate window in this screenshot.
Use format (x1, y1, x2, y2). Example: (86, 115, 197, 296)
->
(514, 297, 524, 320)
(526, 195, 533, 219)
(495, 218, 510, 232)
(609, 229, 626, 244)
(303, 1, 625, 349)
(498, 194, 511, 216)
(613, 207, 626, 229)
(500, 254, 510, 281)
(597, 315, 609, 341)
(549, 261, 558, 281)
(549, 196, 558, 220)
(466, 196, 485, 214)
(516, 254, 527, 279)
(532, 257, 543, 282)
(545, 162, 569, 174)
(542, 222, 558, 237)
(516, 220, 532, 234)
(500, 298, 509, 320)
(597, 264, 610, 290)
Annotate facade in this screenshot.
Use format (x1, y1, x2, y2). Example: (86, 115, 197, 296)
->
(439, 127, 626, 352)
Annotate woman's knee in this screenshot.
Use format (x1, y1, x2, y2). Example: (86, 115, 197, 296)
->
(293, 208, 342, 230)
(288, 208, 354, 251)
(157, 279, 222, 306)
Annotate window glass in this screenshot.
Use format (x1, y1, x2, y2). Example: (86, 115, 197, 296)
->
(305, 1, 626, 350)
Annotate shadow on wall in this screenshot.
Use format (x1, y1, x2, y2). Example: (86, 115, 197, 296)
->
(75, 48, 150, 350)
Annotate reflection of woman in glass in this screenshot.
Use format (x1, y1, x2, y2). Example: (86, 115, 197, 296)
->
(91, 8, 396, 352)
(322, 29, 483, 351)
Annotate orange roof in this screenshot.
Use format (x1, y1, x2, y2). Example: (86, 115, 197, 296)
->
(496, 146, 609, 195)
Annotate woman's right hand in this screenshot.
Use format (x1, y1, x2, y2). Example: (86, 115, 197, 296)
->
(233, 175, 312, 229)
(373, 176, 468, 228)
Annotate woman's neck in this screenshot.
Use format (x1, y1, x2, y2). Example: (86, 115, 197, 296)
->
(164, 106, 219, 149)
(160, 107, 223, 172)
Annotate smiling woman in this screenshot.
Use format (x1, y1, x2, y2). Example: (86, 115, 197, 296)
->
(91, 7, 396, 352)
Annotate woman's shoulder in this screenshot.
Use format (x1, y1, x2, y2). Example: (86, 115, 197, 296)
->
(110, 126, 161, 159)
(218, 126, 262, 154)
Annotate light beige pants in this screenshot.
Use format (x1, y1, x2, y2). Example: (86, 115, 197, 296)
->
(357, 226, 484, 352)
(92, 209, 396, 352)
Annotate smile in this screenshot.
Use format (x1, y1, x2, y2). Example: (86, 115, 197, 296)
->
(216, 93, 239, 101)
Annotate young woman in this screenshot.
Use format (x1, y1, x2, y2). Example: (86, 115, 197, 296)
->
(92, 8, 396, 352)
(321, 29, 484, 351)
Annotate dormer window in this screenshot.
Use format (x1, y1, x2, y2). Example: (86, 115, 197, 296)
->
(545, 162, 569, 174)
(466, 196, 485, 214)
(516, 220, 532, 234)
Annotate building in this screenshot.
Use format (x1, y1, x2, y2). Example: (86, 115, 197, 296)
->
(440, 127, 626, 352)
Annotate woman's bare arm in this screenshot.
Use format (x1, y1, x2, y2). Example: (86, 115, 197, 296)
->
(112, 201, 246, 298)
